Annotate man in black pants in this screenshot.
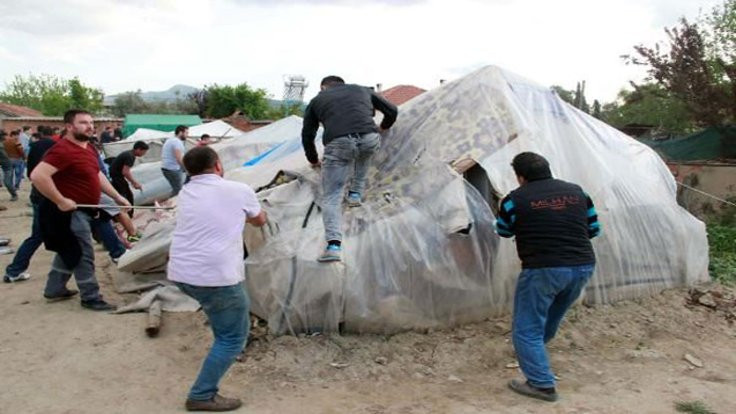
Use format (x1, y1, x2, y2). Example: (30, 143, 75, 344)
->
(109, 141, 149, 214)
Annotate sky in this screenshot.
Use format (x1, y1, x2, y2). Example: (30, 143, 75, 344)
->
(0, 0, 722, 104)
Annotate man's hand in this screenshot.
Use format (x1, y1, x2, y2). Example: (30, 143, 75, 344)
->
(58, 197, 77, 212)
(115, 195, 132, 211)
(133, 182, 142, 190)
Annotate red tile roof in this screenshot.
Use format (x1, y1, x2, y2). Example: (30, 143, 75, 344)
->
(380, 85, 426, 106)
(0, 102, 43, 117)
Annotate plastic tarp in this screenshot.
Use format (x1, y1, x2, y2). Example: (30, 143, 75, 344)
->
(118, 66, 709, 335)
(127, 116, 304, 205)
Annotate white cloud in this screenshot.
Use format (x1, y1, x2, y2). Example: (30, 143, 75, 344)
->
(0, 0, 723, 103)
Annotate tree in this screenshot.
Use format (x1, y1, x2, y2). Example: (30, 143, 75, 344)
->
(551, 83, 590, 113)
(550, 85, 575, 105)
(625, 17, 736, 126)
(0, 74, 104, 115)
(601, 83, 693, 134)
(202, 83, 271, 119)
(112, 90, 199, 116)
(591, 100, 602, 119)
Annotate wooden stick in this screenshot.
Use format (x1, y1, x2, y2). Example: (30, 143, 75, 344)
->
(146, 300, 163, 338)
(76, 204, 175, 210)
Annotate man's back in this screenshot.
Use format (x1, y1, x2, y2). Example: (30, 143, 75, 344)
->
(110, 149, 135, 179)
(305, 84, 397, 142)
(168, 174, 261, 287)
(161, 137, 184, 170)
(502, 178, 596, 268)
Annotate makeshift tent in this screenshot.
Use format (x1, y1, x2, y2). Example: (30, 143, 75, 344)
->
(639, 126, 736, 162)
(117, 66, 708, 335)
(121, 114, 202, 138)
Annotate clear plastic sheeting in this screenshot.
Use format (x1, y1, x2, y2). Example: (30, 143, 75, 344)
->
(119, 66, 709, 335)
(128, 116, 305, 204)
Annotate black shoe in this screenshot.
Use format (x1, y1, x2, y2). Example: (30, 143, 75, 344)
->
(81, 298, 116, 311)
(44, 289, 79, 302)
(508, 379, 559, 402)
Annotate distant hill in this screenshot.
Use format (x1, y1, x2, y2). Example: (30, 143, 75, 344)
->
(104, 84, 199, 105)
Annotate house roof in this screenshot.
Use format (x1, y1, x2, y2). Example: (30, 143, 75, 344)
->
(380, 85, 426, 106)
(0, 102, 43, 117)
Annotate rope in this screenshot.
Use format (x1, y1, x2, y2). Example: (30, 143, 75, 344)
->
(676, 181, 736, 208)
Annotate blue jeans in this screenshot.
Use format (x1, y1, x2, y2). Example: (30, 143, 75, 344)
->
(11, 159, 25, 189)
(2, 166, 16, 198)
(5, 201, 42, 277)
(91, 218, 126, 259)
(161, 168, 184, 196)
(176, 282, 250, 401)
(321, 132, 380, 242)
(512, 264, 594, 388)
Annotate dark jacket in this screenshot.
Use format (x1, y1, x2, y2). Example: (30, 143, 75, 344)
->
(39, 199, 82, 269)
(27, 137, 56, 204)
(302, 84, 398, 164)
(495, 178, 600, 269)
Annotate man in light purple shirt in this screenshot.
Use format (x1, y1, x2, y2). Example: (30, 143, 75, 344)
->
(168, 146, 266, 412)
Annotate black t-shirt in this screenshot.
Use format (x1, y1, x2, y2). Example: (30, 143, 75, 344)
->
(110, 150, 135, 180)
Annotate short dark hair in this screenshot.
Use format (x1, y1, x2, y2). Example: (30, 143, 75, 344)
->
(184, 146, 219, 176)
(63, 109, 91, 124)
(175, 125, 189, 135)
(10, 129, 20, 136)
(320, 76, 345, 88)
(133, 141, 150, 151)
(22, 126, 31, 131)
(200, 134, 210, 140)
(511, 152, 552, 181)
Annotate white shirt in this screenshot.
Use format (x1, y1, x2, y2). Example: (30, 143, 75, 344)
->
(161, 137, 186, 171)
(167, 174, 262, 287)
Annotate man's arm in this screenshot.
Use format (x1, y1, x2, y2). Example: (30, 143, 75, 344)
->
(100, 172, 130, 207)
(301, 103, 320, 165)
(30, 162, 76, 211)
(174, 148, 185, 169)
(246, 210, 267, 227)
(494, 195, 516, 238)
(371, 92, 398, 131)
(585, 193, 601, 239)
(122, 165, 141, 189)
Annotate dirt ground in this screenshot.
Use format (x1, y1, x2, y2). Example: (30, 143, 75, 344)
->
(1, 184, 735, 414)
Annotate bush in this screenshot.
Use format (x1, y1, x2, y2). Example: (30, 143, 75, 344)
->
(707, 223, 736, 284)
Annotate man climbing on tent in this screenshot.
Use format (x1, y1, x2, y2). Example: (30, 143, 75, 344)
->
(167, 146, 266, 412)
(301, 75, 398, 263)
(495, 152, 601, 402)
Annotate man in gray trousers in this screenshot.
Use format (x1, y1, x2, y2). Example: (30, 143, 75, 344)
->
(301, 76, 398, 262)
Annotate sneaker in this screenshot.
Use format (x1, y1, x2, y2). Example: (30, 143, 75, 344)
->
(317, 244, 342, 263)
(0, 238, 10, 246)
(185, 394, 242, 412)
(111, 250, 128, 265)
(3, 271, 30, 283)
(508, 379, 559, 402)
(81, 298, 116, 311)
(44, 289, 79, 303)
(346, 191, 362, 207)
(126, 233, 142, 243)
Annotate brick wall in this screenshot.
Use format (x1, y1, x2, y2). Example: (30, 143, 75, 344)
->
(0, 117, 123, 135)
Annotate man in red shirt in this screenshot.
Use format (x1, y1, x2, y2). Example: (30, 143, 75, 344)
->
(31, 109, 131, 311)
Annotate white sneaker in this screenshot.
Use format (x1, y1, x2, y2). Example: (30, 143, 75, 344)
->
(4, 271, 30, 283)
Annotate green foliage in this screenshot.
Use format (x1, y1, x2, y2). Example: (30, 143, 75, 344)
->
(264, 102, 304, 120)
(601, 83, 693, 134)
(707, 223, 736, 284)
(111, 90, 197, 117)
(0, 73, 103, 115)
(550, 85, 575, 105)
(674, 400, 717, 414)
(203, 83, 271, 119)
